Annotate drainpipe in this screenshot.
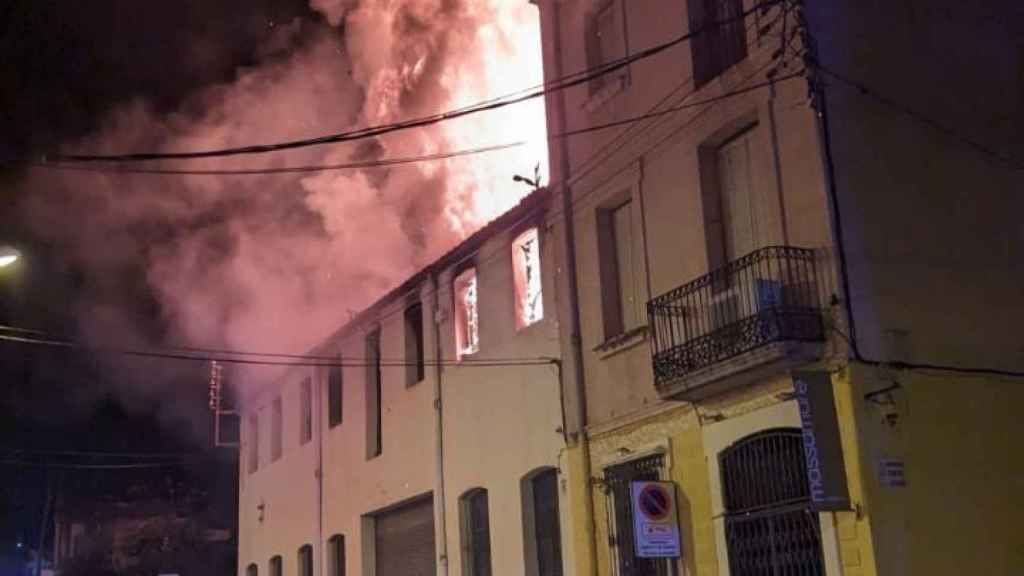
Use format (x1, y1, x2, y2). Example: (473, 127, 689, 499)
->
(547, 1, 597, 574)
(430, 271, 450, 576)
(316, 368, 324, 576)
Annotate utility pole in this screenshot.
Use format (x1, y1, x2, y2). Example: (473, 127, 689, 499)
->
(34, 473, 57, 576)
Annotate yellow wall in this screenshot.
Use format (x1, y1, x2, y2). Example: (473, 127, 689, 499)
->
(843, 363, 1024, 575)
(563, 405, 719, 576)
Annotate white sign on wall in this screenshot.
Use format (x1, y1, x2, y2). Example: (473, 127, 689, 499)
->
(631, 481, 682, 558)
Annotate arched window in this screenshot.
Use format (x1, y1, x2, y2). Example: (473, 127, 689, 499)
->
(460, 488, 492, 576)
(246, 563, 258, 576)
(720, 428, 825, 574)
(521, 468, 563, 576)
(328, 534, 346, 576)
(297, 544, 313, 576)
(268, 555, 282, 576)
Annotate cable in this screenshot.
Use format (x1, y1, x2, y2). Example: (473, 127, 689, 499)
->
(0, 332, 555, 369)
(815, 65, 1023, 171)
(0, 65, 803, 371)
(0, 459, 185, 470)
(47, 1, 780, 163)
(28, 74, 800, 178)
(32, 141, 525, 177)
(0, 447, 197, 459)
(0, 50, 802, 378)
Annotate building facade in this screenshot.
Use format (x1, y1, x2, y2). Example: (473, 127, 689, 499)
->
(238, 1, 1022, 574)
(534, 0, 1023, 575)
(237, 190, 575, 576)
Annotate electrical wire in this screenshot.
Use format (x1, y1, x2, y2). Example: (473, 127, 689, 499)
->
(30, 6, 786, 178)
(29, 74, 801, 178)
(815, 65, 1024, 171)
(32, 142, 525, 177)
(46, 1, 781, 163)
(0, 447, 198, 459)
(0, 459, 186, 470)
(0, 32, 803, 377)
(0, 331, 555, 369)
(0, 64, 804, 370)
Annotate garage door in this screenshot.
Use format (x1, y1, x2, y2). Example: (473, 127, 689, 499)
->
(375, 496, 436, 576)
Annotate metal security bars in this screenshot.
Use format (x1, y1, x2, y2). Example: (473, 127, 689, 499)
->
(647, 246, 824, 390)
(720, 429, 825, 575)
(604, 455, 669, 576)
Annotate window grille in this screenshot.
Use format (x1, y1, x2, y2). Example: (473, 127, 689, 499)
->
(720, 429, 826, 575)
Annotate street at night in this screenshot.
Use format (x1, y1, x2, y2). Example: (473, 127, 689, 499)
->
(1, 1, 1022, 575)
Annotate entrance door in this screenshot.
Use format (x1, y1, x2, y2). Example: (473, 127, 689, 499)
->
(720, 429, 826, 575)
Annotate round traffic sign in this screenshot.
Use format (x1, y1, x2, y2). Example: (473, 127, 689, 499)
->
(637, 484, 671, 521)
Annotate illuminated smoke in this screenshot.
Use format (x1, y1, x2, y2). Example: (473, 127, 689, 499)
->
(20, 0, 546, 413)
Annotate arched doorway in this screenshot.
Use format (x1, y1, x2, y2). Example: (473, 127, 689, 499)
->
(720, 428, 825, 575)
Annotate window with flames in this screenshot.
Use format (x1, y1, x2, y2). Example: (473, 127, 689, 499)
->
(454, 268, 480, 359)
(513, 228, 544, 329)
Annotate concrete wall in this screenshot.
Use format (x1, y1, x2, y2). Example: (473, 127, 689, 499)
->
(804, 0, 1024, 369)
(840, 363, 1024, 575)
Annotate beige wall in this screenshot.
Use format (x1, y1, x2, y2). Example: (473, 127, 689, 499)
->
(238, 199, 569, 576)
(540, 0, 835, 427)
(239, 367, 322, 576)
(438, 219, 568, 576)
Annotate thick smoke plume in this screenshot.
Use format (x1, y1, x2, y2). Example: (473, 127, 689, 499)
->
(20, 0, 546, 415)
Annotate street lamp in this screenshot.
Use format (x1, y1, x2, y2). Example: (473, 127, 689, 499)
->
(0, 246, 19, 268)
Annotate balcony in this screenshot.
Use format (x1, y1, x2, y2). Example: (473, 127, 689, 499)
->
(648, 246, 825, 399)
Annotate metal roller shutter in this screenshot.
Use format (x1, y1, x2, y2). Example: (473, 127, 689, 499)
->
(375, 496, 435, 576)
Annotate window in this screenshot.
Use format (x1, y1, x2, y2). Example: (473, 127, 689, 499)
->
(605, 454, 669, 576)
(328, 361, 343, 428)
(523, 469, 563, 576)
(513, 228, 544, 329)
(271, 397, 283, 462)
(404, 303, 425, 386)
(454, 268, 479, 358)
(297, 544, 313, 576)
(247, 563, 258, 576)
(366, 329, 382, 459)
(701, 127, 760, 274)
(597, 200, 641, 338)
(720, 429, 825, 573)
(688, 0, 748, 88)
(247, 414, 259, 474)
(300, 377, 313, 445)
(269, 556, 282, 576)
(328, 535, 346, 576)
(585, 0, 626, 95)
(460, 489, 492, 576)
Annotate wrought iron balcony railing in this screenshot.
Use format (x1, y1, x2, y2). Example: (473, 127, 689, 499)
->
(647, 246, 825, 390)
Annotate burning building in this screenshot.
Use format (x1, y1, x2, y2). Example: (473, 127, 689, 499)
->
(237, 189, 568, 576)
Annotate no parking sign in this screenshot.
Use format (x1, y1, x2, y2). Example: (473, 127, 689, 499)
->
(631, 481, 681, 558)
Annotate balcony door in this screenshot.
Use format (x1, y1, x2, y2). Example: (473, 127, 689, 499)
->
(716, 127, 759, 264)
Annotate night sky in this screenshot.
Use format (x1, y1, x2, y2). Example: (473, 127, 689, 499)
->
(0, 0, 320, 557)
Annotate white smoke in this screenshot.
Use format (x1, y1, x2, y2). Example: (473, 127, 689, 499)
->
(20, 0, 546, 416)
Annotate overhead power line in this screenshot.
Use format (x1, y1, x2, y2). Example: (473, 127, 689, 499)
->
(33, 142, 525, 176)
(31, 73, 803, 178)
(816, 65, 1023, 171)
(47, 0, 781, 163)
(0, 447, 198, 460)
(0, 459, 185, 470)
(0, 330, 556, 369)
